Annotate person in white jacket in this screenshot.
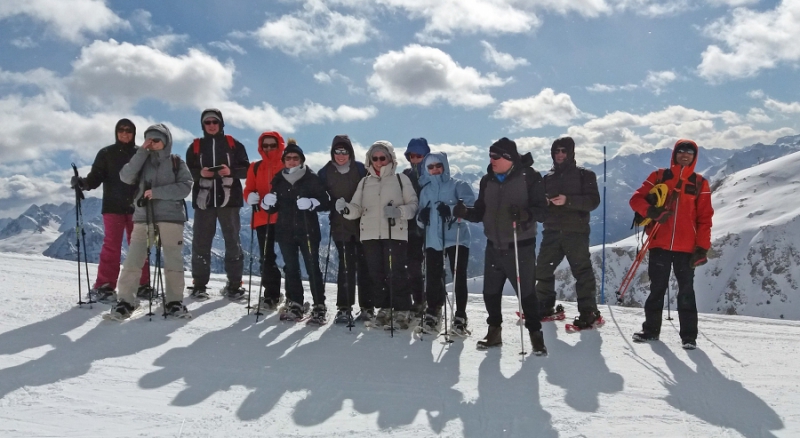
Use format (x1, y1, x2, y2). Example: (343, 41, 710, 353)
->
(340, 141, 418, 328)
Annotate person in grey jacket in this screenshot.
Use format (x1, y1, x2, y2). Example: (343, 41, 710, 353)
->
(109, 123, 193, 320)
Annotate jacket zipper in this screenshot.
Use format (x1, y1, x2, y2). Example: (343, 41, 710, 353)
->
(212, 138, 217, 208)
(668, 166, 685, 251)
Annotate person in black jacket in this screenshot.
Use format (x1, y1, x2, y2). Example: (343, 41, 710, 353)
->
(318, 135, 373, 324)
(185, 109, 250, 300)
(260, 140, 330, 324)
(402, 137, 430, 317)
(70, 118, 149, 302)
(536, 137, 601, 329)
(453, 137, 549, 355)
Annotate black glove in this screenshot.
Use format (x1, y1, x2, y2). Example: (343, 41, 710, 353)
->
(70, 176, 85, 190)
(418, 206, 431, 227)
(508, 204, 530, 223)
(690, 247, 708, 268)
(646, 206, 673, 224)
(436, 203, 451, 219)
(453, 200, 468, 219)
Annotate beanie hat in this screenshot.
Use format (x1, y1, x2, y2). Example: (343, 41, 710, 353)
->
(490, 137, 520, 163)
(282, 138, 305, 163)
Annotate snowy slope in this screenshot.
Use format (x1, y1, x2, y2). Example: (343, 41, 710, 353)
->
(0, 253, 797, 437)
(554, 149, 800, 320)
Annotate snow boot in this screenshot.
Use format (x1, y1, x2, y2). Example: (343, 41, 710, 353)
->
(540, 304, 565, 321)
(223, 282, 246, 300)
(477, 326, 502, 349)
(451, 315, 469, 336)
(334, 307, 352, 324)
(419, 313, 439, 334)
(258, 294, 282, 311)
(188, 285, 210, 301)
(530, 330, 547, 356)
(632, 330, 660, 343)
(308, 304, 327, 325)
(682, 339, 697, 350)
(136, 284, 155, 299)
(165, 301, 191, 318)
(106, 300, 135, 321)
(91, 284, 116, 303)
(572, 310, 601, 329)
(356, 307, 375, 324)
(280, 301, 306, 322)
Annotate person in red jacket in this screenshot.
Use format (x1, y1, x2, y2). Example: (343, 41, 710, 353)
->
(629, 139, 713, 350)
(243, 131, 286, 310)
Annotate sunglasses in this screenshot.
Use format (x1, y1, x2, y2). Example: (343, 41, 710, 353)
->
(261, 143, 278, 149)
(409, 153, 424, 159)
(427, 163, 443, 170)
(333, 149, 349, 156)
(676, 148, 695, 155)
(490, 152, 511, 161)
(117, 127, 133, 134)
(149, 138, 163, 144)
(284, 155, 301, 161)
(203, 120, 220, 126)
(554, 148, 567, 154)
(372, 156, 388, 162)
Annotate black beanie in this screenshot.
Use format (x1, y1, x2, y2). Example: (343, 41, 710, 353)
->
(489, 137, 520, 163)
(283, 139, 306, 163)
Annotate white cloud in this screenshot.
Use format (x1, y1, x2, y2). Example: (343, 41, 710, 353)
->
(253, 1, 373, 56)
(0, 173, 74, 219)
(146, 34, 189, 52)
(698, 0, 800, 81)
(209, 40, 247, 55)
(611, 0, 692, 17)
(368, 44, 507, 108)
(429, 143, 483, 163)
(480, 41, 529, 71)
(586, 83, 638, 93)
(746, 108, 772, 123)
(0, 0, 128, 43)
(10, 37, 37, 49)
(747, 89, 765, 99)
(284, 101, 378, 125)
(764, 98, 800, 114)
(587, 70, 676, 95)
(494, 88, 590, 130)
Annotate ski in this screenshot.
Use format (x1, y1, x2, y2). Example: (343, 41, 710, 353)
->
(565, 315, 605, 333)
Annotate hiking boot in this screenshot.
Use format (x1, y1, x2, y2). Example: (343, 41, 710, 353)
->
(334, 307, 352, 324)
(572, 310, 601, 329)
(107, 300, 135, 320)
(223, 283, 246, 300)
(91, 284, 116, 303)
(258, 295, 282, 311)
(682, 339, 697, 350)
(530, 330, 547, 356)
(632, 330, 660, 343)
(451, 316, 469, 335)
(308, 304, 327, 325)
(165, 301, 191, 318)
(280, 301, 305, 321)
(189, 285, 210, 301)
(421, 313, 439, 334)
(356, 307, 375, 323)
(136, 284, 155, 299)
(477, 326, 502, 349)
(540, 304, 565, 321)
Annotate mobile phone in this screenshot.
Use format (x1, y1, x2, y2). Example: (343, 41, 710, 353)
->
(207, 165, 224, 172)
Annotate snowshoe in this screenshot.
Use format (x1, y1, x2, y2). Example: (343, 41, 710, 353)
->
(632, 331, 660, 343)
(386, 310, 411, 330)
(450, 316, 471, 337)
(414, 313, 440, 335)
(279, 301, 310, 322)
(257, 295, 282, 312)
(368, 308, 391, 328)
(223, 283, 247, 301)
(476, 326, 502, 350)
(356, 308, 375, 325)
(307, 304, 328, 326)
(565, 312, 605, 333)
(188, 285, 210, 301)
(333, 308, 352, 324)
(91, 284, 117, 303)
(530, 330, 547, 356)
(103, 300, 136, 321)
(541, 304, 566, 322)
(411, 301, 427, 320)
(165, 301, 191, 318)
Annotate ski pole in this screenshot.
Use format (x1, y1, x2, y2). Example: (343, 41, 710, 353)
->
(255, 210, 272, 323)
(601, 146, 607, 305)
(387, 201, 395, 337)
(143, 194, 154, 320)
(440, 204, 452, 343)
(416, 222, 428, 339)
(615, 222, 660, 304)
(666, 283, 673, 321)
(246, 207, 256, 315)
(339, 207, 355, 329)
(300, 196, 321, 310)
(71, 163, 92, 308)
(512, 220, 527, 356)
(451, 216, 461, 332)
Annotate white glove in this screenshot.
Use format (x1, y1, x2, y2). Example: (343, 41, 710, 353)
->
(335, 198, 347, 214)
(296, 197, 320, 211)
(383, 205, 401, 219)
(246, 192, 260, 205)
(261, 193, 277, 209)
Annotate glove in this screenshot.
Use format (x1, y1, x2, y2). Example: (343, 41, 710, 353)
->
(436, 203, 451, 219)
(260, 193, 277, 210)
(508, 204, 530, 223)
(418, 206, 431, 227)
(646, 206, 673, 224)
(246, 192, 260, 205)
(296, 197, 319, 211)
(690, 247, 708, 268)
(335, 198, 347, 214)
(70, 176, 85, 190)
(453, 200, 468, 219)
(383, 205, 401, 219)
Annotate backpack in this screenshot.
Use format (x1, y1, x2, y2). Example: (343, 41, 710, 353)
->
(630, 168, 705, 228)
(191, 135, 235, 154)
(170, 154, 189, 219)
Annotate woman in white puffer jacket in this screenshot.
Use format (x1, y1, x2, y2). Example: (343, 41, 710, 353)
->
(340, 141, 418, 327)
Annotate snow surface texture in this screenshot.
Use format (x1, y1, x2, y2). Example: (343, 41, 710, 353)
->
(0, 253, 797, 437)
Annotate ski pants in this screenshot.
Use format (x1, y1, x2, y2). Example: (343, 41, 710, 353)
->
(118, 222, 185, 305)
(278, 236, 325, 307)
(482, 239, 541, 332)
(191, 207, 243, 287)
(362, 239, 412, 311)
(643, 248, 698, 342)
(334, 237, 373, 310)
(406, 228, 425, 306)
(535, 230, 597, 315)
(95, 213, 149, 289)
(425, 245, 469, 319)
(255, 223, 282, 301)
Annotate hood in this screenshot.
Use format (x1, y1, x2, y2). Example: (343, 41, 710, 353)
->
(670, 139, 699, 175)
(143, 123, 173, 159)
(551, 136, 576, 170)
(366, 140, 398, 176)
(422, 152, 451, 185)
(405, 137, 430, 160)
(200, 108, 225, 136)
(258, 131, 286, 164)
(330, 134, 355, 162)
(115, 118, 136, 146)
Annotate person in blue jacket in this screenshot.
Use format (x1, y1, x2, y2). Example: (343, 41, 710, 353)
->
(415, 152, 476, 335)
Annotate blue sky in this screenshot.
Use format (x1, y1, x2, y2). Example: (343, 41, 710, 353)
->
(0, 0, 798, 217)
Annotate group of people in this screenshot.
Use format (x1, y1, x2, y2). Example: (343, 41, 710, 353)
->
(71, 107, 714, 355)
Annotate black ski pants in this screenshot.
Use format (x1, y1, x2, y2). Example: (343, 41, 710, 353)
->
(535, 230, 597, 314)
(483, 239, 541, 332)
(191, 206, 243, 286)
(362, 239, 412, 311)
(407, 229, 425, 306)
(643, 248, 698, 342)
(278, 236, 325, 307)
(255, 223, 282, 301)
(334, 237, 373, 310)
(425, 245, 469, 319)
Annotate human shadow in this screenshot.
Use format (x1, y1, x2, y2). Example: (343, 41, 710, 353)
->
(651, 343, 784, 438)
(541, 326, 624, 412)
(0, 299, 224, 400)
(0, 306, 99, 357)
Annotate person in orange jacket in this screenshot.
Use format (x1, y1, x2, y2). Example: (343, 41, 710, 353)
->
(629, 139, 714, 350)
(243, 131, 286, 310)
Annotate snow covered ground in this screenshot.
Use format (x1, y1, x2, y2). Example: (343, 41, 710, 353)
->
(1, 252, 798, 437)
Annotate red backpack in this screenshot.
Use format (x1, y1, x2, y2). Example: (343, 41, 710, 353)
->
(192, 135, 235, 154)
